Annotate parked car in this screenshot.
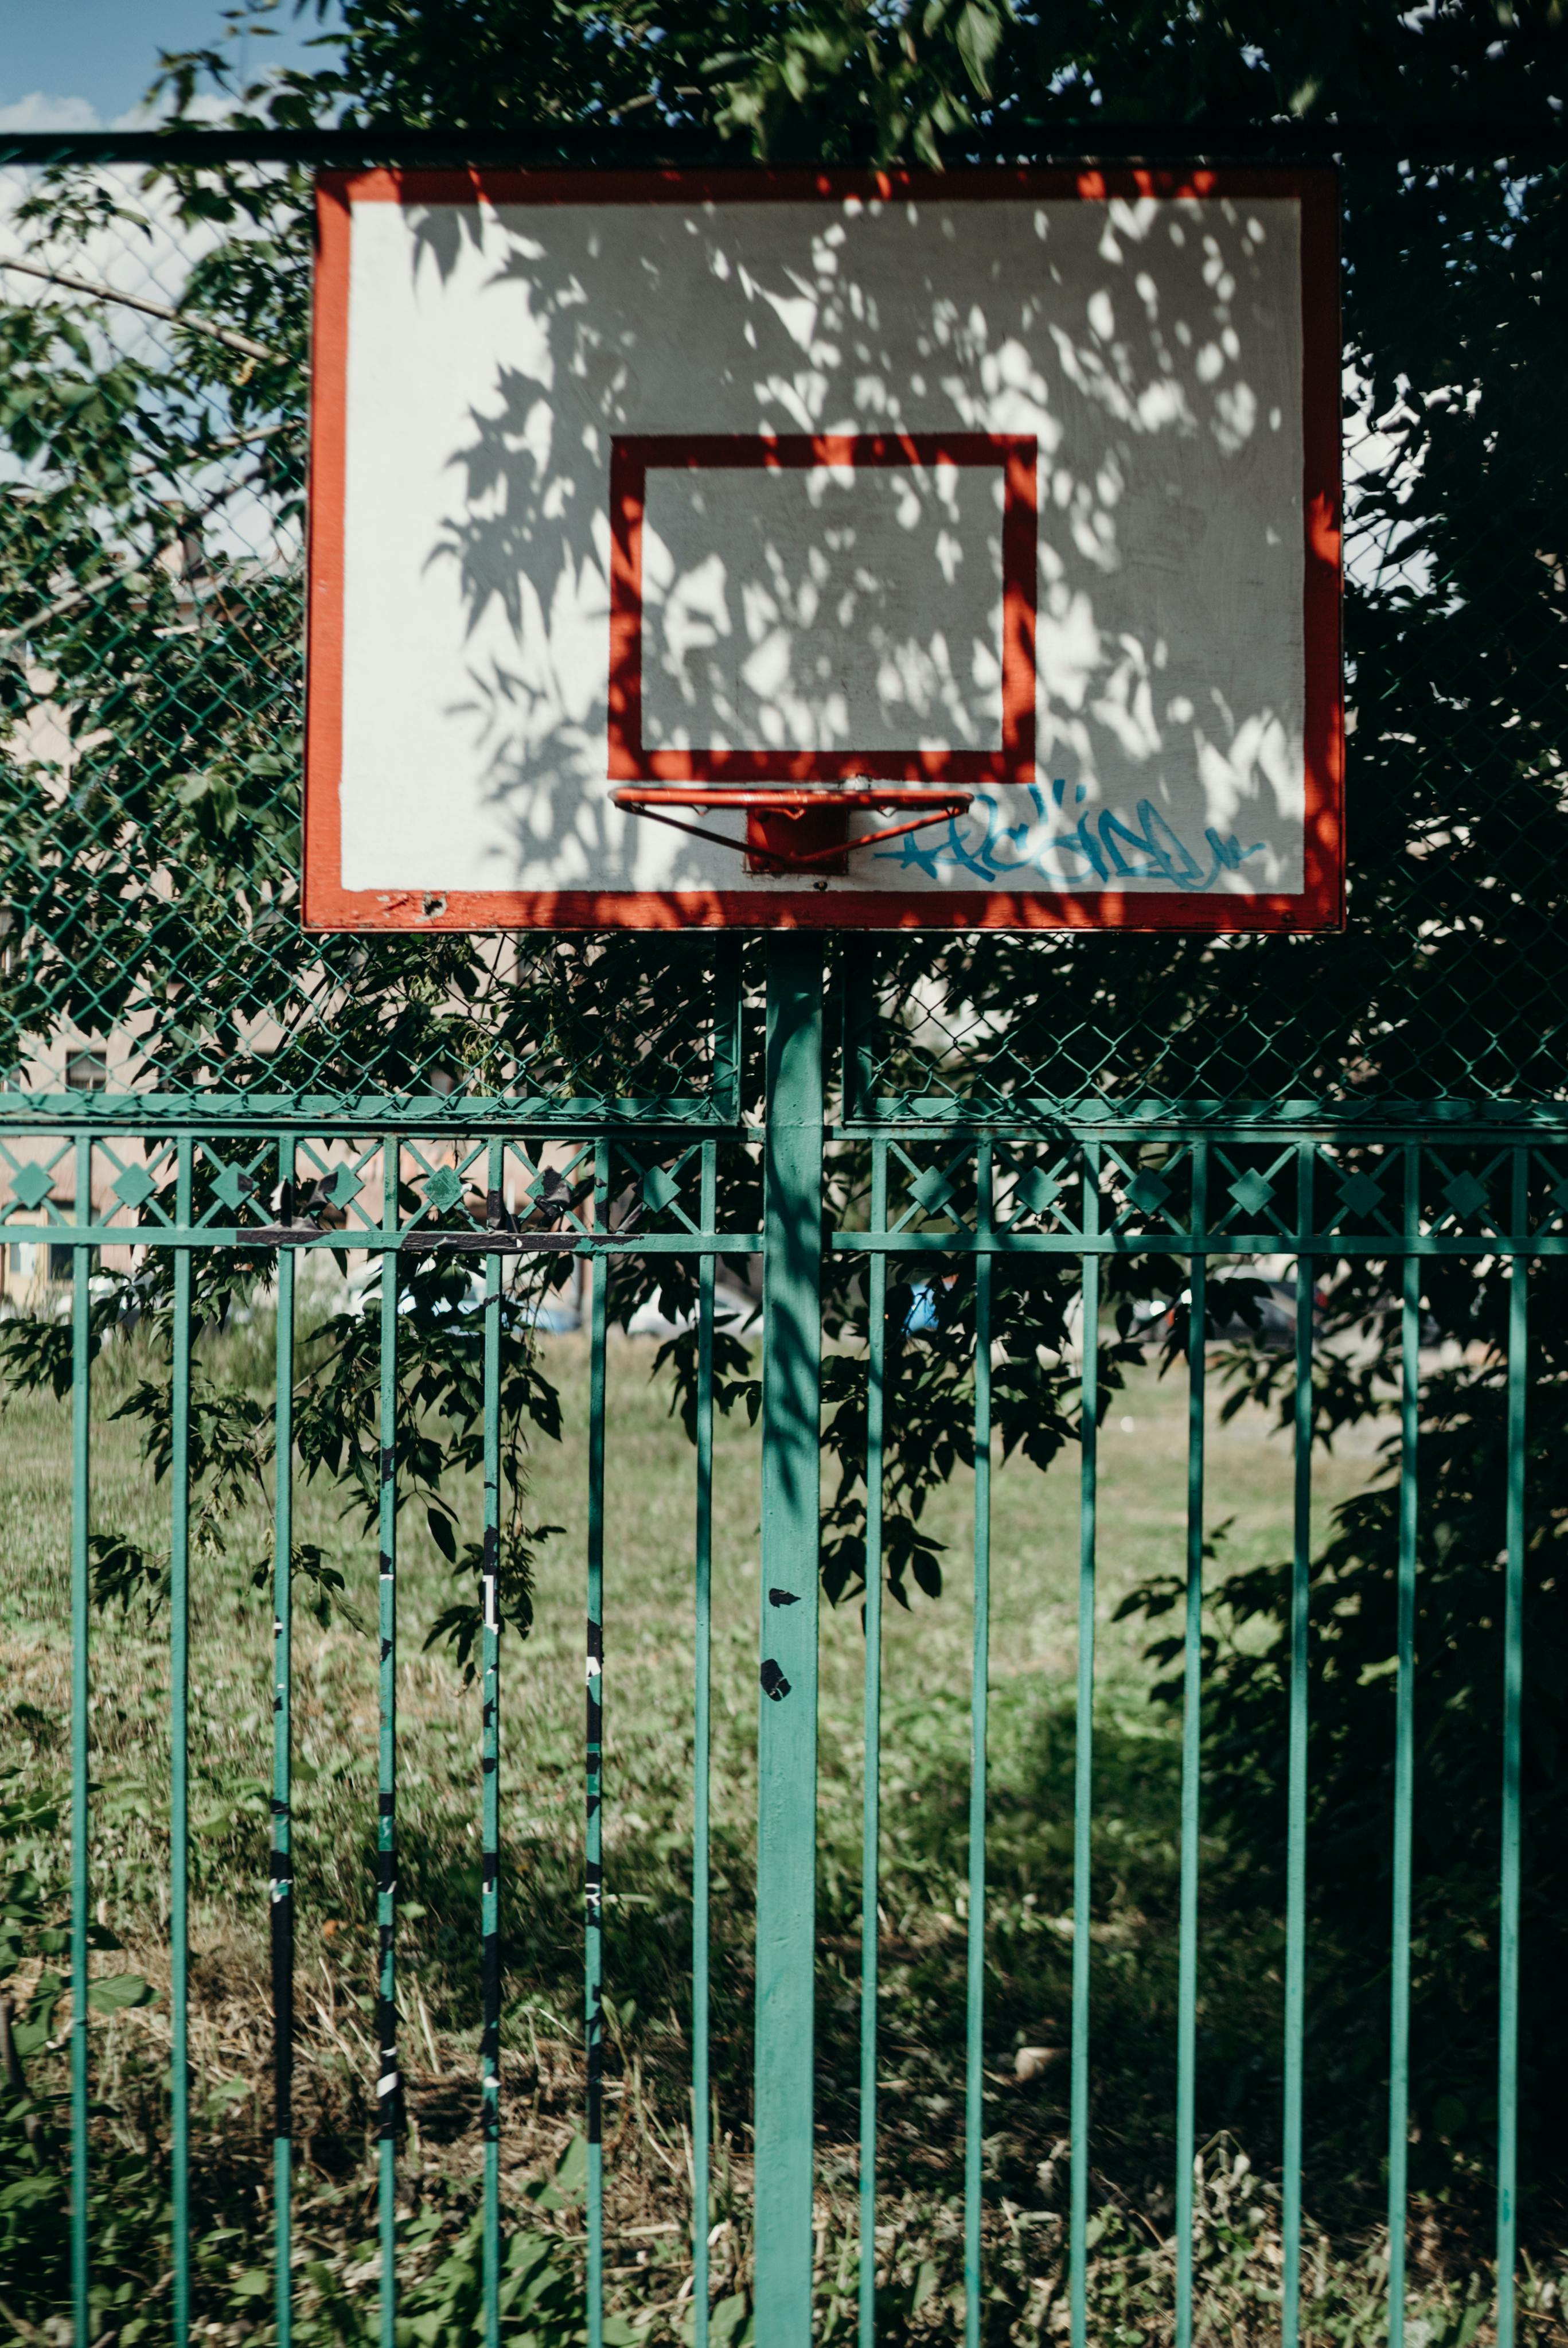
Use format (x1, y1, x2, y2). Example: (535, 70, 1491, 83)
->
(1131, 1277, 1310, 1352)
(346, 1261, 581, 1333)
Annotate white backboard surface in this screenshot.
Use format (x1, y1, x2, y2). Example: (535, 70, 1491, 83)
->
(305, 167, 1341, 932)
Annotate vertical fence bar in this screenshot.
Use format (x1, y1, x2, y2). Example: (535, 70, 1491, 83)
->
(586, 1143, 610, 2348)
(1174, 1144, 1208, 2348)
(858, 1142, 888, 2348)
(840, 939, 880, 1130)
(1282, 1144, 1316, 2348)
(1495, 1152, 1528, 2348)
(964, 1152, 994, 2348)
(1386, 1152, 1421, 2348)
(692, 1140, 717, 2348)
(1070, 1151, 1101, 2348)
(171, 1135, 194, 2348)
(377, 1149, 400, 2348)
(70, 1135, 92, 2348)
(481, 1139, 505, 2348)
(272, 1140, 297, 2348)
(711, 939, 744, 1128)
(754, 934, 825, 2348)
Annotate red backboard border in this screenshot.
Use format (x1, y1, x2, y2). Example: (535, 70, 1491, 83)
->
(305, 164, 1342, 934)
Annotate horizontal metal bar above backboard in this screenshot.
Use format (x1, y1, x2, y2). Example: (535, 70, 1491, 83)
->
(1, 119, 1564, 165)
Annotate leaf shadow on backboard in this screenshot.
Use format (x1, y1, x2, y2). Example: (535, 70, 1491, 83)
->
(398, 190, 1309, 902)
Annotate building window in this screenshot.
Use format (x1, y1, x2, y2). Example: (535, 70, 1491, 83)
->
(48, 1245, 99, 1282)
(65, 1048, 108, 1092)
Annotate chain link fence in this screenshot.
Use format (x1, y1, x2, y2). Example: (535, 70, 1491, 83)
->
(0, 148, 736, 1123)
(2, 143, 1565, 1126)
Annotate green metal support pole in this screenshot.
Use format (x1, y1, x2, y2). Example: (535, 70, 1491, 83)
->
(693, 1140, 717, 2348)
(754, 933, 825, 2348)
(1495, 1165, 1527, 2348)
(481, 1139, 504, 2348)
(1282, 1144, 1316, 2348)
(377, 1143, 400, 2348)
(858, 1143, 888, 2348)
(70, 1136, 92, 2348)
(1173, 1143, 1208, 2348)
(1387, 1154, 1421, 2348)
(586, 1143, 610, 2348)
(171, 1138, 193, 2348)
(272, 1138, 297, 2348)
(964, 1156, 993, 2348)
(1070, 1155, 1101, 2348)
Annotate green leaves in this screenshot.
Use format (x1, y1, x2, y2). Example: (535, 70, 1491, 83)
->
(88, 1530, 170, 1619)
(251, 1541, 369, 1635)
(86, 1973, 158, 2014)
(357, 2139, 602, 2346)
(0, 1311, 82, 1404)
(80, 1354, 272, 1622)
(423, 1522, 563, 1682)
(951, 0, 1005, 97)
(687, 2296, 752, 2348)
(0, 162, 310, 1094)
(818, 1256, 1086, 1611)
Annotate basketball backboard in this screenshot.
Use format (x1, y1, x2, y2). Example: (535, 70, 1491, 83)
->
(304, 166, 1341, 932)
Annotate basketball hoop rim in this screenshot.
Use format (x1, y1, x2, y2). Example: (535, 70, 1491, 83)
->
(610, 784, 975, 872)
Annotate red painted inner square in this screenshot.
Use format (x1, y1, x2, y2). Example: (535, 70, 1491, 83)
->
(606, 431, 1039, 785)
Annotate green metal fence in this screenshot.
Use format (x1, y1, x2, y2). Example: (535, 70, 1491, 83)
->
(1, 130, 1564, 2348)
(0, 1048, 1547, 2347)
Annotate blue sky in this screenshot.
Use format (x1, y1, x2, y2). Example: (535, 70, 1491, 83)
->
(0, 1, 340, 129)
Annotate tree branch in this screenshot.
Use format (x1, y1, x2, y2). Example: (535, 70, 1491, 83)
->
(0, 253, 283, 365)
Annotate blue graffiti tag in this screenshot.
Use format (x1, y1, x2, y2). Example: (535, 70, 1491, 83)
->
(876, 781, 1267, 893)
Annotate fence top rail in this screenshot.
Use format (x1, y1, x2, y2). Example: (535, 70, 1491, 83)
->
(0, 1093, 741, 1136)
(1, 121, 1565, 168)
(9, 1096, 1568, 1142)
